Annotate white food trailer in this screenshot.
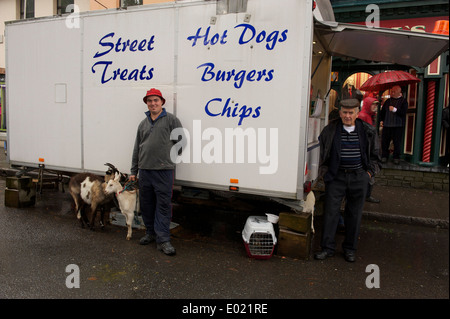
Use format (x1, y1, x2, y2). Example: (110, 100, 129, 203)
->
(5, 0, 448, 208)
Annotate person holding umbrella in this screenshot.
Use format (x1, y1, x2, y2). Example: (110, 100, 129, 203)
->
(379, 85, 408, 165)
(360, 70, 419, 165)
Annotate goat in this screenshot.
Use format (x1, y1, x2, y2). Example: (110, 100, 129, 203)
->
(104, 172, 139, 240)
(302, 191, 316, 234)
(104, 162, 128, 183)
(69, 172, 113, 229)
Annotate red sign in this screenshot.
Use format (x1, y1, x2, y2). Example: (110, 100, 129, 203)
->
(352, 16, 448, 33)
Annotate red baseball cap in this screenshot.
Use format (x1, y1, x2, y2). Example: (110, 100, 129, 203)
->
(143, 88, 165, 105)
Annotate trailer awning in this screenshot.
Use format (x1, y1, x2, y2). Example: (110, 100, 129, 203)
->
(315, 21, 449, 68)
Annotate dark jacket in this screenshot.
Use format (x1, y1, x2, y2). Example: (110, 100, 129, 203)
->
(379, 96, 408, 127)
(318, 118, 381, 183)
(131, 108, 183, 175)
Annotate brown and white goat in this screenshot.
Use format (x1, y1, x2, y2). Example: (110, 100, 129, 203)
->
(69, 173, 113, 229)
(104, 172, 139, 240)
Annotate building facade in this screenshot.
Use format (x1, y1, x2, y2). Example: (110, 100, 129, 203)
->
(330, 0, 449, 167)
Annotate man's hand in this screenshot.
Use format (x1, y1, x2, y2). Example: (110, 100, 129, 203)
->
(129, 175, 137, 182)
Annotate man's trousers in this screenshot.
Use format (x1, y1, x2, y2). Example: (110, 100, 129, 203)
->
(321, 169, 369, 254)
(138, 169, 174, 244)
(381, 126, 403, 160)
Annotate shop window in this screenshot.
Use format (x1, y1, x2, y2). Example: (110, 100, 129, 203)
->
(20, 0, 35, 19)
(57, 0, 75, 15)
(342, 72, 372, 102)
(121, 0, 143, 7)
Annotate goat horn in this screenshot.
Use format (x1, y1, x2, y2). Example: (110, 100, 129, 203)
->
(104, 163, 118, 171)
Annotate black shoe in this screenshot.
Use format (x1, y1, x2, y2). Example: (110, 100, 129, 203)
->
(366, 196, 380, 203)
(314, 250, 334, 260)
(344, 251, 356, 262)
(139, 233, 155, 245)
(157, 241, 176, 256)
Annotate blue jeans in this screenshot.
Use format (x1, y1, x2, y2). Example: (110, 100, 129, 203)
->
(139, 169, 174, 244)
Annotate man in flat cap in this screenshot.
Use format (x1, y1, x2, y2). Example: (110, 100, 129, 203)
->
(314, 99, 381, 262)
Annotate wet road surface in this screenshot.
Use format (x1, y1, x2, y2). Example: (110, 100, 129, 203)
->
(0, 179, 448, 303)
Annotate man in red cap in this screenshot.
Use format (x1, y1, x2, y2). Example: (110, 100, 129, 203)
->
(129, 88, 183, 256)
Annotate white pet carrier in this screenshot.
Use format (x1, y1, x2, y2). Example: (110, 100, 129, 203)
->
(242, 216, 277, 259)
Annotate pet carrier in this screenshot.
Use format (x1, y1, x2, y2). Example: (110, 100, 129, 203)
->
(242, 216, 277, 259)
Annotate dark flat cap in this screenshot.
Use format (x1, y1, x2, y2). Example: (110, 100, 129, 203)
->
(339, 98, 360, 109)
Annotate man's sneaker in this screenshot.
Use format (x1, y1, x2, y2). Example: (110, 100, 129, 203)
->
(139, 233, 155, 245)
(157, 241, 176, 256)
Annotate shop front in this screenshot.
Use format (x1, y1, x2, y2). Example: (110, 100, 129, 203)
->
(327, 13, 449, 167)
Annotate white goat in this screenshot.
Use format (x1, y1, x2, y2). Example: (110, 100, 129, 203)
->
(104, 172, 139, 240)
(302, 191, 316, 234)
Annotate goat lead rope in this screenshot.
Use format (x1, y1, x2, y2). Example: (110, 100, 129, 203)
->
(119, 180, 137, 194)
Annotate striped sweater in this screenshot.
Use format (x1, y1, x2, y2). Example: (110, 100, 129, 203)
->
(339, 126, 363, 170)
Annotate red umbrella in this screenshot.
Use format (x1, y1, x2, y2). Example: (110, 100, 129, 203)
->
(359, 70, 420, 92)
